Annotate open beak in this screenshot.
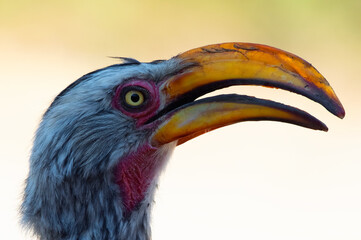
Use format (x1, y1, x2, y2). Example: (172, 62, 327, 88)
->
(150, 42, 345, 147)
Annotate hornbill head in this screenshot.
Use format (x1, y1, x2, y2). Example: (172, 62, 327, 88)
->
(22, 43, 344, 240)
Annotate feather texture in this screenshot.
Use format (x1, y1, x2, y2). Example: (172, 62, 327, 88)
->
(22, 59, 183, 239)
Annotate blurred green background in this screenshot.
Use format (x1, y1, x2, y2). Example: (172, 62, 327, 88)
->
(1, 0, 360, 239)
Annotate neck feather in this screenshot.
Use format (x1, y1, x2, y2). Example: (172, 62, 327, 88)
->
(22, 141, 175, 240)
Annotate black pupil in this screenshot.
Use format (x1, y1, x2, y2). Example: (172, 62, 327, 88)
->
(131, 93, 140, 103)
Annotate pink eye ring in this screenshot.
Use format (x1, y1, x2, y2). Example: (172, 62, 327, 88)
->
(112, 80, 160, 122)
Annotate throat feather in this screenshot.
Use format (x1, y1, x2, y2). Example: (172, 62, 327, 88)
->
(114, 144, 165, 215)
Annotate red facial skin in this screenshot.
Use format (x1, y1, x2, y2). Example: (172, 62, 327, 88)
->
(112, 80, 164, 216)
(114, 143, 165, 215)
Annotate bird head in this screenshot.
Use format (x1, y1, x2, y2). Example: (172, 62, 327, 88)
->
(22, 43, 344, 240)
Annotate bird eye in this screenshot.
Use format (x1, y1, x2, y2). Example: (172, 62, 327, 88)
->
(113, 80, 160, 120)
(125, 90, 144, 107)
(119, 86, 150, 111)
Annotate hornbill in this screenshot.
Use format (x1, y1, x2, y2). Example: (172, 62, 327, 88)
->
(22, 43, 345, 240)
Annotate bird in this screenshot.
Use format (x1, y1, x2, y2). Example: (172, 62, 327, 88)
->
(21, 42, 345, 240)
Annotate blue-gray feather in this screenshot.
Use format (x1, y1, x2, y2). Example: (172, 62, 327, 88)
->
(21, 59, 184, 239)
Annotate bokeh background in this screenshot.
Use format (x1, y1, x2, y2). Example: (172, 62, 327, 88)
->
(1, 0, 360, 239)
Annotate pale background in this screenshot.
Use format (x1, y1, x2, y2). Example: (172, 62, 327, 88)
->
(1, 0, 360, 239)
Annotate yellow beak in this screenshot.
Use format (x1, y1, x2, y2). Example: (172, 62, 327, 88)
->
(150, 43, 345, 147)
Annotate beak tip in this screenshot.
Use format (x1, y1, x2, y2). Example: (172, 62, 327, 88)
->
(330, 96, 346, 119)
(338, 108, 346, 119)
(332, 105, 345, 119)
(312, 119, 328, 132)
(322, 125, 329, 132)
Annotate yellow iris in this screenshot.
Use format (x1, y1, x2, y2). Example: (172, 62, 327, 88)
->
(125, 90, 144, 107)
